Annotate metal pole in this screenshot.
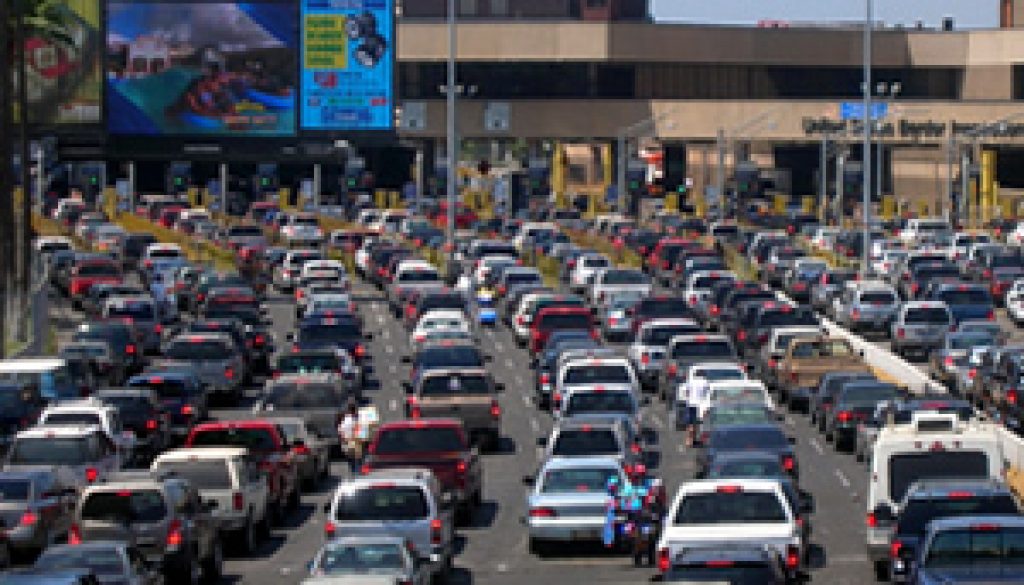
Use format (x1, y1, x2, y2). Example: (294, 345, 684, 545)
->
(716, 128, 726, 214)
(862, 0, 873, 276)
(127, 162, 136, 213)
(819, 136, 828, 224)
(414, 145, 424, 214)
(617, 134, 627, 215)
(836, 151, 845, 224)
(312, 164, 322, 211)
(445, 0, 457, 276)
(946, 135, 955, 225)
(961, 149, 971, 229)
(219, 163, 228, 215)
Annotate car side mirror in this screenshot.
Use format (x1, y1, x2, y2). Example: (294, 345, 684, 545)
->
(787, 436, 797, 445)
(484, 354, 494, 362)
(641, 396, 652, 406)
(285, 332, 295, 342)
(403, 382, 412, 394)
(400, 355, 412, 363)
(494, 383, 505, 392)
(536, 437, 547, 447)
(872, 503, 895, 526)
(322, 501, 331, 513)
(364, 332, 374, 340)
(204, 500, 218, 512)
(522, 475, 535, 486)
(800, 491, 815, 514)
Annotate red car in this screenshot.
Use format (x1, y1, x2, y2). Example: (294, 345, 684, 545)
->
(185, 420, 301, 520)
(529, 306, 597, 355)
(69, 258, 123, 304)
(158, 206, 185, 229)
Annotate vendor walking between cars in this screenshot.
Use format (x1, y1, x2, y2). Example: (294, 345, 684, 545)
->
(338, 398, 364, 472)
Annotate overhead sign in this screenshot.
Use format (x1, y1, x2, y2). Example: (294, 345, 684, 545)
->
(301, 0, 394, 131)
(839, 102, 889, 121)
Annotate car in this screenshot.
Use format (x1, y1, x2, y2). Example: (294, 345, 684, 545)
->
(5, 425, 122, 490)
(93, 388, 170, 463)
(405, 368, 503, 450)
(410, 310, 471, 346)
(302, 536, 430, 585)
(824, 380, 902, 452)
(0, 469, 77, 556)
(155, 333, 246, 405)
(928, 331, 995, 389)
(362, 419, 483, 523)
(696, 423, 797, 481)
(70, 470, 222, 583)
(908, 515, 1024, 584)
(927, 282, 995, 324)
(151, 447, 271, 555)
(524, 456, 627, 555)
(628, 319, 702, 392)
(891, 302, 954, 360)
(661, 545, 789, 584)
(537, 416, 643, 471)
(33, 541, 162, 585)
(99, 296, 165, 355)
(72, 322, 144, 378)
(323, 470, 454, 583)
(38, 398, 137, 463)
(126, 371, 208, 440)
(58, 341, 124, 387)
(659, 334, 738, 402)
(832, 281, 901, 336)
(253, 373, 353, 448)
(529, 307, 596, 355)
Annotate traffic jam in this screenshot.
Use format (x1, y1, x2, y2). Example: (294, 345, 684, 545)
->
(5, 199, 1024, 585)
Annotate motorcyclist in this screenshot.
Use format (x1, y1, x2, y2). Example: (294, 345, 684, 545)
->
(603, 464, 664, 566)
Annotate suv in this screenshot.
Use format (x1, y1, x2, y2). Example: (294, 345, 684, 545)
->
(659, 334, 738, 402)
(628, 319, 703, 392)
(406, 369, 504, 450)
(833, 281, 901, 336)
(5, 426, 122, 489)
(156, 333, 246, 405)
(126, 372, 208, 441)
(891, 302, 954, 360)
(71, 470, 221, 582)
(152, 447, 271, 555)
(93, 388, 169, 463)
(38, 399, 135, 463)
(324, 469, 455, 583)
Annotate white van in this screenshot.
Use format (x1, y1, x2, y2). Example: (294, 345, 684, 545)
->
(865, 411, 1004, 579)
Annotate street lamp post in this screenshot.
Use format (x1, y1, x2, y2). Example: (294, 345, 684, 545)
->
(861, 0, 873, 277)
(445, 0, 457, 276)
(875, 81, 901, 208)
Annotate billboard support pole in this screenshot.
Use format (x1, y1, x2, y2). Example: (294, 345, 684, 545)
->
(819, 136, 828, 224)
(415, 144, 424, 213)
(835, 151, 845, 226)
(445, 0, 457, 278)
(219, 163, 228, 215)
(127, 162, 136, 213)
(313, 164, 321, 211)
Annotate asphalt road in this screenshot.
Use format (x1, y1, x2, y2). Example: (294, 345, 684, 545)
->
(42, 269, 1022, 584)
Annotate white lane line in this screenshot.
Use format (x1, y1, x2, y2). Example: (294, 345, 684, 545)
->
(376, 314, 384, 324)
(495, 342, 505, 352)
(529, 418, 540, 433)
(677, 444, 688, 454)
(505, 359, 515, 369)
(521, 394, 531, 407)
(648, 414, 665, 429)
(835, 468, 851, 489)
(514, 375, 525, 387)
(388, 399, 397, 412)
(809, 438, 824, 455)
(382, 329, 391, 340)
(388, 365, 397, 374)
(385, 345, 394, 354)
(784, 416, 796, 427)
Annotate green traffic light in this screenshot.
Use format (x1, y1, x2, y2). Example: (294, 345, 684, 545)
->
(89, 176, 98, 185)
(174, 177, 184, 186)
(261, 177, 270, 187)
(629, 181, 640, 189)
(347, 178, 357, 188)
(677, 185, 686, 193)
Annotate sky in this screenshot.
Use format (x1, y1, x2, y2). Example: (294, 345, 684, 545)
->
(653, 0, 1000, 29)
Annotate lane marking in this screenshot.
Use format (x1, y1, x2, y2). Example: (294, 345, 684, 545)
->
(521, 394, 531, 407)
(382, 329, 391, 340)
(784, 416, 796, 427)
(388, 399, 398, 412)
(529, 418, 540, 433)
(835, 468, 851, 489)
(495, 342, 505, 352)
(388, 365, 397, 374)
(376, 314, 384, 324)
(514, 375, 525, 387)
(809, 438, 824, 455)
(648, 414, 665, 429)
(385, 345, 394, 354)
(505, 359, 515, 369)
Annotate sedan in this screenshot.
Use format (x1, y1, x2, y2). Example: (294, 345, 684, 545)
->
(33, 541, 162, 585)
(302, 536, 428, 585)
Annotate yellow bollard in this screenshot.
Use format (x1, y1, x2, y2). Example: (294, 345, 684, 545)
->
(773, 194, 787, 214)
(882, 196, 896, 221)
(665, 192, 678, 213)
(802, 196, 815, 214)
(375, 189, 387, 209)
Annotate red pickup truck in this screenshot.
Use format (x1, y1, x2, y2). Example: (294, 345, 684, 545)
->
(361, 419, 482, 524)
(529, 306, 597, 355)
(185, 420, 300, 522)
(69, 258, 123, 305)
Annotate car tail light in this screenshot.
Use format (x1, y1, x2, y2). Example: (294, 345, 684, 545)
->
(125, 344, 136, 355)
(224, 367, 234, 380)
(85, 467, 98, 483)
(666, 363, 678, 378)
(768, 358, 778, 369)
(540, 373, 550, 384)
(988, 310, 996, 321)
(658, 548, 670, 573)
(944, 356, 954, 367)
(325, 521, 336, 537)
(233, 491, 244, 511)
(737, 330, 747, 342)
(430, 518, 443, 545)
(641, 354, 651, 365)
(785, 545, 800, 570)
(710, 304, 720, 316)
(254, 334, 266, 345)
(1009, 389, 1018, 405)
(69, 524, 82, 545)
(154, 324, 163, 335)
(782, 456, 795, 471)
(837, 410, 852, 423)
(166, 519, 183, 548)
(456, 460, 468, 474)
(197, 293, 205, 303)
(661, 260, 669, 269)
(411, 405, 422, 419)
(553, 393, 562, 407)
(354, 344, 367, 359)
(866, 512, 877, 527)
(590, 329, 600, 340)
(20, 511, 37, 526)
(293, 444, 311, 456)
(490, 400, 502, 419)
(181, 404, 195, 416)
(984, 269, 993, 279)
(529, 507, 557, 518)
(758, 332, 769, 344)
(851, 309, 860, 319)
(969, 367, 977, 379)
(146, 419, 158, 431)
(896, 328, 906, 339)
(890, 540, 904, 559)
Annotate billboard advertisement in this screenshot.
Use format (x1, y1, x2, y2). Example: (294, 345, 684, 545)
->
(300, 0, 394, 131)
(13, 0, 103, 124)
(105, 1, 298, 136)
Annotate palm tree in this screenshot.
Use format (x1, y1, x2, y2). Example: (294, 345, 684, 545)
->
(11, 0, 71, 342)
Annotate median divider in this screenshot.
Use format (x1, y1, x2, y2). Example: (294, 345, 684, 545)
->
(114, 213, 236, 271)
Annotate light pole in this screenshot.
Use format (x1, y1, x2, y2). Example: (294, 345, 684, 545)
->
(874, 81, 900, 206)
(445, 0, 457, 276)
(861, 0, 873, 278)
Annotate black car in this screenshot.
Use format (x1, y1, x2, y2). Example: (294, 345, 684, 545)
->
(289, 315, 372, 367)
(93, 387, 169, 463)
(810, 371, 877, 433)
(72, 321, 143, 375)
(0, 383, 44, 452)
(826, 381, 902, 452)
(696, 423, 798, 481)
(126, 371, 208, 441)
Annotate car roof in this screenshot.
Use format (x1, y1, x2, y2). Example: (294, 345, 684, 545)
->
(927, 515, 1024, 531)
(540, 456, 624, 471)
(16, 425, 101, 439)
(0, 358, 67, 373)
(904, 478, 1012, 501)
(155, 446, 249, 461)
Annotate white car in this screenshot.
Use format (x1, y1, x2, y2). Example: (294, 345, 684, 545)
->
(473, 255, 518, 286)
(569, 253, 611, 294)
(411, 309, 471, 344)
(38, 398, 137, 461)
(947, 231, 991, 262)
(1006, 279, 1024, 324)
(275, 248, 323, 292)
(682, 270, 736, 310)
(809, 227, 840, 250)
(587, 268, 652, 307)
(696, 379, 772, 421)
(674, 362, 747, 425)
(1008, 220, 1024, 246)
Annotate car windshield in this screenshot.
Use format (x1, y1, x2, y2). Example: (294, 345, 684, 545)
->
(905, 307, 951, 324)
(860, 291, 897, 304)
(538, 313, 591, 329)
(316, 542, 407, 574)
(925, 527, 1024, 567)
(417, 347, 483, 368)
(602, 270, 649, 285)
(898, 496, 1019, 535)
(673, 492, 788, 524)
(0, 479, 30, 501)
(671, 341, 734, 359)
(190, 428, 277, 451)
(889, 452, 990, 502)
(374, 427, 465, 454)
(564, 365, 632, 385)
(642, 325, 700, 344)
(155, 461, 233, 490)
(938, 289, 993, 305)
(299, 322, 362, 340)
(165, 340, 233, 360)
(710, 459, 785, 478)
(267, 383, 343, 407)
(35, 547, 125, 577)
(541, 467, 620, 493)
(420, 375, 490, 395)
(8, 438, 91, 465)
(552, 429, 620, 456)
(564, 392, 636, 416)
(334, 486, 429, 521)
(949, 334, 995, 350)
(81, 490, 167, 523)
(711, 428, 787, 449)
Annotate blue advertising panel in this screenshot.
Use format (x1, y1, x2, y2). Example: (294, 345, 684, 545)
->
(300, 0, 394, 131)
(105, 1, 298, 136)
(840, 102, 888, 121)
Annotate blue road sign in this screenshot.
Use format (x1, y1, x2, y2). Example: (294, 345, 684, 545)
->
(840, 102, 889, 121)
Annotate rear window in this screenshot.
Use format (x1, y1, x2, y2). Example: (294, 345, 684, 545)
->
(166, 340, 233, 360)
(693, 274, 734, 289)
(671, 341, 734, 359)
(541, 467, 619, 493)
(374, 427, 465, 454)
(420, 375, 490, 396)
(666, 564, 777, 584)
(711, 428, 787, 449)
(417, 347, 483, 368)
(790, 340, 855, 359)
(276, 355, 339, 374)
(229, 226, 263, 237)
(602, 270, 649, 285)
(905, 308, 951, 324)
(155, 461, 233, 490)
(81, 490, 167, 523)
(552, 429, 620, 456)
(711, 459, 784, 478)
(899, 495, 1020, 535)
(564, 392, 636, 417)
(397, 270, 440, 283)
(642, 325, 701, 345)
(148, 249, 181, 259)
(938, 289, 993, 305)
(107, 303, 155, 319)
(333, 486, 429, 521)
(299, 321, 362, 340)
(0, 479, 30, 501)
(76, 263, 120, 277)
(563, 365, 631, 385)
(838, 384, 900, 404)
(637, 299, 689, 316)
(860, 291, 897, 304)
(759, 310, 817, 328)
(506, 272, 542, 284)
(267, 383, 344, 407)
(41, 412, 101, 427)
(420, 295, 466, 312)
(889, 452, 990, 503)
(537, 313, 591, 330)
(128, 378, 196, 399)
(8, 438, 92, 466)
(190, 427, 278, 451)
(925, 527, 1024, 567)
(673, 491, 788, 524)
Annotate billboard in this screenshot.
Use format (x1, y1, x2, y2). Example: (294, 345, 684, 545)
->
(300, 0, 394, 131)
(105, 1, 298, 136)
(13, 0, 103, 124)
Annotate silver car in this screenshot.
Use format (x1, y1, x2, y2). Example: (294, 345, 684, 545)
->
(524, 456, 625, 555)
(890, 301, 953, 360)
(598, 293, 643, 341)
(302, 536, 429, 585)
(833, 282, 901, 337)
(155, 333, 247, 404)
(0, 469, 76, 555)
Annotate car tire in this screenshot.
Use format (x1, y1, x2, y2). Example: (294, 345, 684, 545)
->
(202, 540, 223, 584)
(528, 538, 550, 557)
(874, 560, 889, 582)
(238, 515, 257, 555)
(287, 485, 301, 511)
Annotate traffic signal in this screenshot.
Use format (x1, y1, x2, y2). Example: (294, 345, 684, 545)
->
(80, 164, 103, 204)
(255, 163, 278, 195)
(166, 162, 191, 195)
